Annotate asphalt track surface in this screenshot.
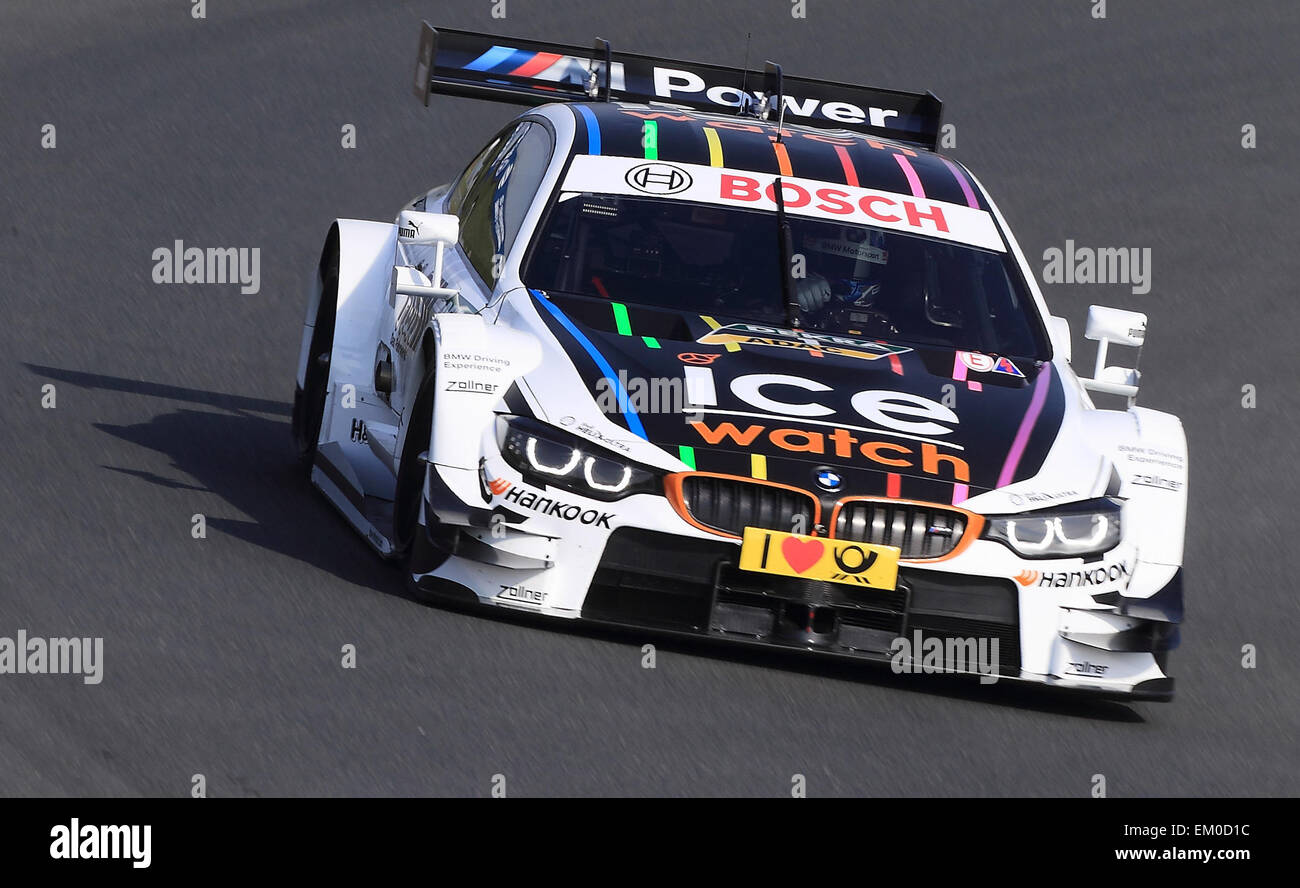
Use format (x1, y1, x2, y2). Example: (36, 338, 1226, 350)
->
(2, 0, 1298, 797)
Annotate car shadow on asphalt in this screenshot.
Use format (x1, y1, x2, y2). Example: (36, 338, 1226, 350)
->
(26, 363, 407, 599)
(28, 362, 1149, 724)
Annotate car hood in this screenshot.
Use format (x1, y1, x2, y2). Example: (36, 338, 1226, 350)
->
(522, 292, 1067, 500)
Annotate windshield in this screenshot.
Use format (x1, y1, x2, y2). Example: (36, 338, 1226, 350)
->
(524, 192, 1048, 358)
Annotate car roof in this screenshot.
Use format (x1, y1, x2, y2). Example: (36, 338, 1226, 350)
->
(550, 101, 989, 211)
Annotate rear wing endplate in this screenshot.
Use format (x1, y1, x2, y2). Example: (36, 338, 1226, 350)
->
(412, 23, 943, 150)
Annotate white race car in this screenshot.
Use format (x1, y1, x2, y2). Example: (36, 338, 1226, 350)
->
(292, 24, 1186, 700)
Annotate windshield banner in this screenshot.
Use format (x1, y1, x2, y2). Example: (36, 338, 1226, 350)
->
(560, 155, 1006, 252)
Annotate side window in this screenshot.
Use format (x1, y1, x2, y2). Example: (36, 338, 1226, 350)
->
(448, 130, 508, 218)
(457, 122, 553, 286)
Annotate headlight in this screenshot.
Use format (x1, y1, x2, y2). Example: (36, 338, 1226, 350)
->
(984, 497, 1122, 558)
(496, 416, 661, 501)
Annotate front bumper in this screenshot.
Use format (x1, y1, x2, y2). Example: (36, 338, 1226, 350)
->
(584, 527, 1022, 676)
(413, 504, 1180, 701)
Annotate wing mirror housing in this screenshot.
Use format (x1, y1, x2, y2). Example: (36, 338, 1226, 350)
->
(1079, 305, 1146, 406)
(392, 211, 461, 308)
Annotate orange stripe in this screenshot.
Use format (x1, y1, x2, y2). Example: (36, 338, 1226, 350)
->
(833, 145, 859, 187)
(772, 141, 793, 176)
(886, 473, 901, 498)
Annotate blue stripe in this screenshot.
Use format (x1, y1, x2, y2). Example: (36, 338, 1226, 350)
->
(463, 45, 519, 72)
(494, 48, 539, 73)
(530, 290, 646, 440)
(574, 105, 601, 155)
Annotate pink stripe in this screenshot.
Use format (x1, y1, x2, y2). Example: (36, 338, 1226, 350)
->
(951, 483, 969, 505)
(940, 157, 980, 209)
(952, 353, 968, 382)
(892, 153, 925, 198)
(967, 380, 983, 392)
(996, 363, 1053, 488)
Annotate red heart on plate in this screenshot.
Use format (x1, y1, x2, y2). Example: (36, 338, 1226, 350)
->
(780, 537, 824, 574)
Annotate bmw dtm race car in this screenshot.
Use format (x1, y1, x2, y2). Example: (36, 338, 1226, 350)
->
(291, 24, 1187, 700)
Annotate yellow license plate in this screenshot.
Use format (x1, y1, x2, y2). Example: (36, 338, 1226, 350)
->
(738, 528, 901, 590)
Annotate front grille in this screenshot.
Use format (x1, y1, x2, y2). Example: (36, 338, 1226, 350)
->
(833, 500, 967, 559)
(678, 475, 817, 538)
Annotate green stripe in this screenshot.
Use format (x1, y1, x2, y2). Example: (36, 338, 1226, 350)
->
(641, 336, 660, 349)
(642, 120, 659, 160)
(611, 301, 632, 336)
(677, 445, 696, 469)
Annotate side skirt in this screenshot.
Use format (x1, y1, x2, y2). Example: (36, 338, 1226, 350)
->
(312, 442, 396, 558)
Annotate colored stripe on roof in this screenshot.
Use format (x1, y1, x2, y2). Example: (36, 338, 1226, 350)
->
(642, 120, 659, 159)
(893, 153, 926, 199)
(772, 141, 793, 176)
(833, 144, 859, 187)
(703, 128, 723, 167)
(574, 105, 601, 155)
(940, 157, 980, 209)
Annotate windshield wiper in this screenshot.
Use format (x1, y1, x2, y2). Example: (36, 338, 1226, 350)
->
(774, 177, 800, 331)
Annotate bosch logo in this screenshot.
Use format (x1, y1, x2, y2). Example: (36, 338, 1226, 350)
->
(626, 162, 692, 195)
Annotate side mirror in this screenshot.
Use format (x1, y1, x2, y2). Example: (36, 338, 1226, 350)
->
(1085, 304, 1146, 346)
(392, 211, 460, 307)
(1047, 316, 1072, 363)
(1080, 305, 1146, 406)
(397, 210, 458, 247)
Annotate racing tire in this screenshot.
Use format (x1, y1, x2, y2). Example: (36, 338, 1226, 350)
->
(393, 360, 466, 603)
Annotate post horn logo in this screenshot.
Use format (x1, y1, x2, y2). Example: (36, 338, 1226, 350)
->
(677, 352, 720, 365)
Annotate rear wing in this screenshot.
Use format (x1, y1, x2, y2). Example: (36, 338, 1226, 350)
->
(412, 23, 943, 150)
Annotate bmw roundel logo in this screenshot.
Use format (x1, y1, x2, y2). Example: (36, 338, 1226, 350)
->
(815, 468, 843, 491)
(625, 162, 693, 195)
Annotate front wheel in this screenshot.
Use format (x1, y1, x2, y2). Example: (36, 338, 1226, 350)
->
(392, 359, 468, 603)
